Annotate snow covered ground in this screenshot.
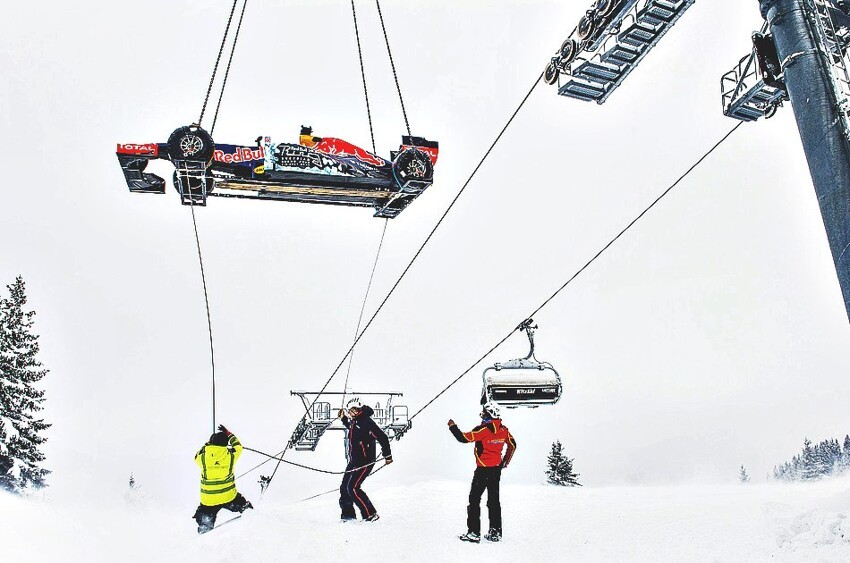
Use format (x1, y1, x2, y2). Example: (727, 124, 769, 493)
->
(4, 476, 850, 562)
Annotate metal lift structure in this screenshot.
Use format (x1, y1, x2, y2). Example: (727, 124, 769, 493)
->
(544, 0, 697, 103)
(288, 391, 411, 451)
(722, 0, 850, 321)
(720, 23, 789, 121)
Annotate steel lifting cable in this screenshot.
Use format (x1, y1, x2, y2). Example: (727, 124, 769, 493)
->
(239, 71, 543, 484)
(407, 120, 746, 422)
(187, 205, 218, 434)
(283, 463, 392, 505)
(256, 219, 391, 487)
(297, 71, 544, 418)
(198, 0, 240, 128)
(351, 0, 377, 153)
(343, 218, 391, 405)
(256, 4, 389, 489)
(210, 0, 249, 135)
(244, 446, 388, 475)
(375, 0, 411, 135)
(189, 0, 249, 432)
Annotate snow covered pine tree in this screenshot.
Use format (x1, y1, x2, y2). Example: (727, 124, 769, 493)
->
(545, 440, 581, 486)
(738, 465, 750, 483)
(0, 276, 50, 493)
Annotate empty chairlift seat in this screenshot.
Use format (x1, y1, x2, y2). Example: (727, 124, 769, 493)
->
(481, 319, 563, 409)
(483, 359, 562, 408)
(385, 405, 410, 438)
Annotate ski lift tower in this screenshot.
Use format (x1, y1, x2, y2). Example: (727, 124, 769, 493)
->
(723, 0, 850, 322)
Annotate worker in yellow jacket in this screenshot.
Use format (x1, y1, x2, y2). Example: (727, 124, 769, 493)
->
(192, 424, 253, 534)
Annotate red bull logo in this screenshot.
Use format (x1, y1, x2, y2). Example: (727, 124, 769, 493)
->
(214, 146, 264, 164)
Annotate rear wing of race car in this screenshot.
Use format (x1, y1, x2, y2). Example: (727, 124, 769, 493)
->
(116, 143, 167, 194)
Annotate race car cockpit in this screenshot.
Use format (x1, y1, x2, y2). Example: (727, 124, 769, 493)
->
(116, 125, 439, 219)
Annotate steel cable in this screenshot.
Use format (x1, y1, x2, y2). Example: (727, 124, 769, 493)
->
(351, 0, 377, 153)
(198, 0, 239, 127)
(408, 121, 746, 421)
(210, 0, 249, 135)
(243, 71, 543, 482)
(375, 0, 411, 135)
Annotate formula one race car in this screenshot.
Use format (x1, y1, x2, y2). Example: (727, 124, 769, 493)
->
(116, 125, 439, 219)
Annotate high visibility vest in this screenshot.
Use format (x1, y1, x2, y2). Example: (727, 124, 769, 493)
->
(195, 435, 242, 506)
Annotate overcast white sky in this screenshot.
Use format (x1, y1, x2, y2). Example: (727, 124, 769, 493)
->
(2, 0, 850, 507)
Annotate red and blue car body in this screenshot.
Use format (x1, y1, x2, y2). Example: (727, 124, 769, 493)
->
(117, 126, 438, 219)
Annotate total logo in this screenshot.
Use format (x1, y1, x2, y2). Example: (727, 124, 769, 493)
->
(117, 143, 158, 156)
(214, 146, 264, 164)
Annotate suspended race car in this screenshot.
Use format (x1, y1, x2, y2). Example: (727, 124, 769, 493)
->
(288, 390, 411, 451)
(481, 319, 563, 408)
(116, 125, 439, 219)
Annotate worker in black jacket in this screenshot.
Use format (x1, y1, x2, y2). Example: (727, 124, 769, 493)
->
(338, 398, 393, 522)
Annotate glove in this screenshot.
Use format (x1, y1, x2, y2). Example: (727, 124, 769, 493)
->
(384, 456, 394, 465)
(447, 419, 455, 427)
(217, 424, 231, 436)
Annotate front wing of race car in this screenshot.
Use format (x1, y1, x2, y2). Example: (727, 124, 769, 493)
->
(116, 127, 438, 219)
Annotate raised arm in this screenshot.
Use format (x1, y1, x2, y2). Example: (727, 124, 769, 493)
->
(448, 420, 488, 443)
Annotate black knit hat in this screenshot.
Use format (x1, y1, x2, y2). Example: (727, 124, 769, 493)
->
(208, 431, 229, 446)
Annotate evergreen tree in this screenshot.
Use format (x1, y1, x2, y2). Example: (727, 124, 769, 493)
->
(739, 465, 750, 483)
(545, 440, 581, 486)
(801, 439, 818, 481)
(546, 440, 565, 485)
(843, 435, 850, 470)
(0, 277, 50, 493)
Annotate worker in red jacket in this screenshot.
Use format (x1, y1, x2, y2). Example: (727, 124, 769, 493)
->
(448, 401, 516, 544)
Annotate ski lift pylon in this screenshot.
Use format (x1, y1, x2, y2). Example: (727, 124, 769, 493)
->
(481, 319, 563, 409)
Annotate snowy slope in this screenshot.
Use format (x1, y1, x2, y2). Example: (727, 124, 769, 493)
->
(4, 477, 850, 562)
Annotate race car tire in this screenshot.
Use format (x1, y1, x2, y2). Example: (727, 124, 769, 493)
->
(167, 125, 215, 164)
(544, 61, 560, 85)
(577, 13, 596, 41)
(559, 38, 579, 66)
(594, 0, 615, 18)
(392, 147, 433, 189)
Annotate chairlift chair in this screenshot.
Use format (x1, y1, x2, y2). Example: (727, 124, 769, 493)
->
(481, 320, 563, 409)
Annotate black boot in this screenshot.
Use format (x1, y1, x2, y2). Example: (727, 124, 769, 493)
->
(196, 513, 215, 534)
(484, 528, 502, 542)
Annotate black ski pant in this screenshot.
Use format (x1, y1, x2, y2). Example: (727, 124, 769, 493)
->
(194, 492, 250, 531)
(339, 462, 375, 519)
(467, 466, 502, 535)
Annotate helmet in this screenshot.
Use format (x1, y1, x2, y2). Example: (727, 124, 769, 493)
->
(482, 401, 501, 419)
(346, 397, 363, 410)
